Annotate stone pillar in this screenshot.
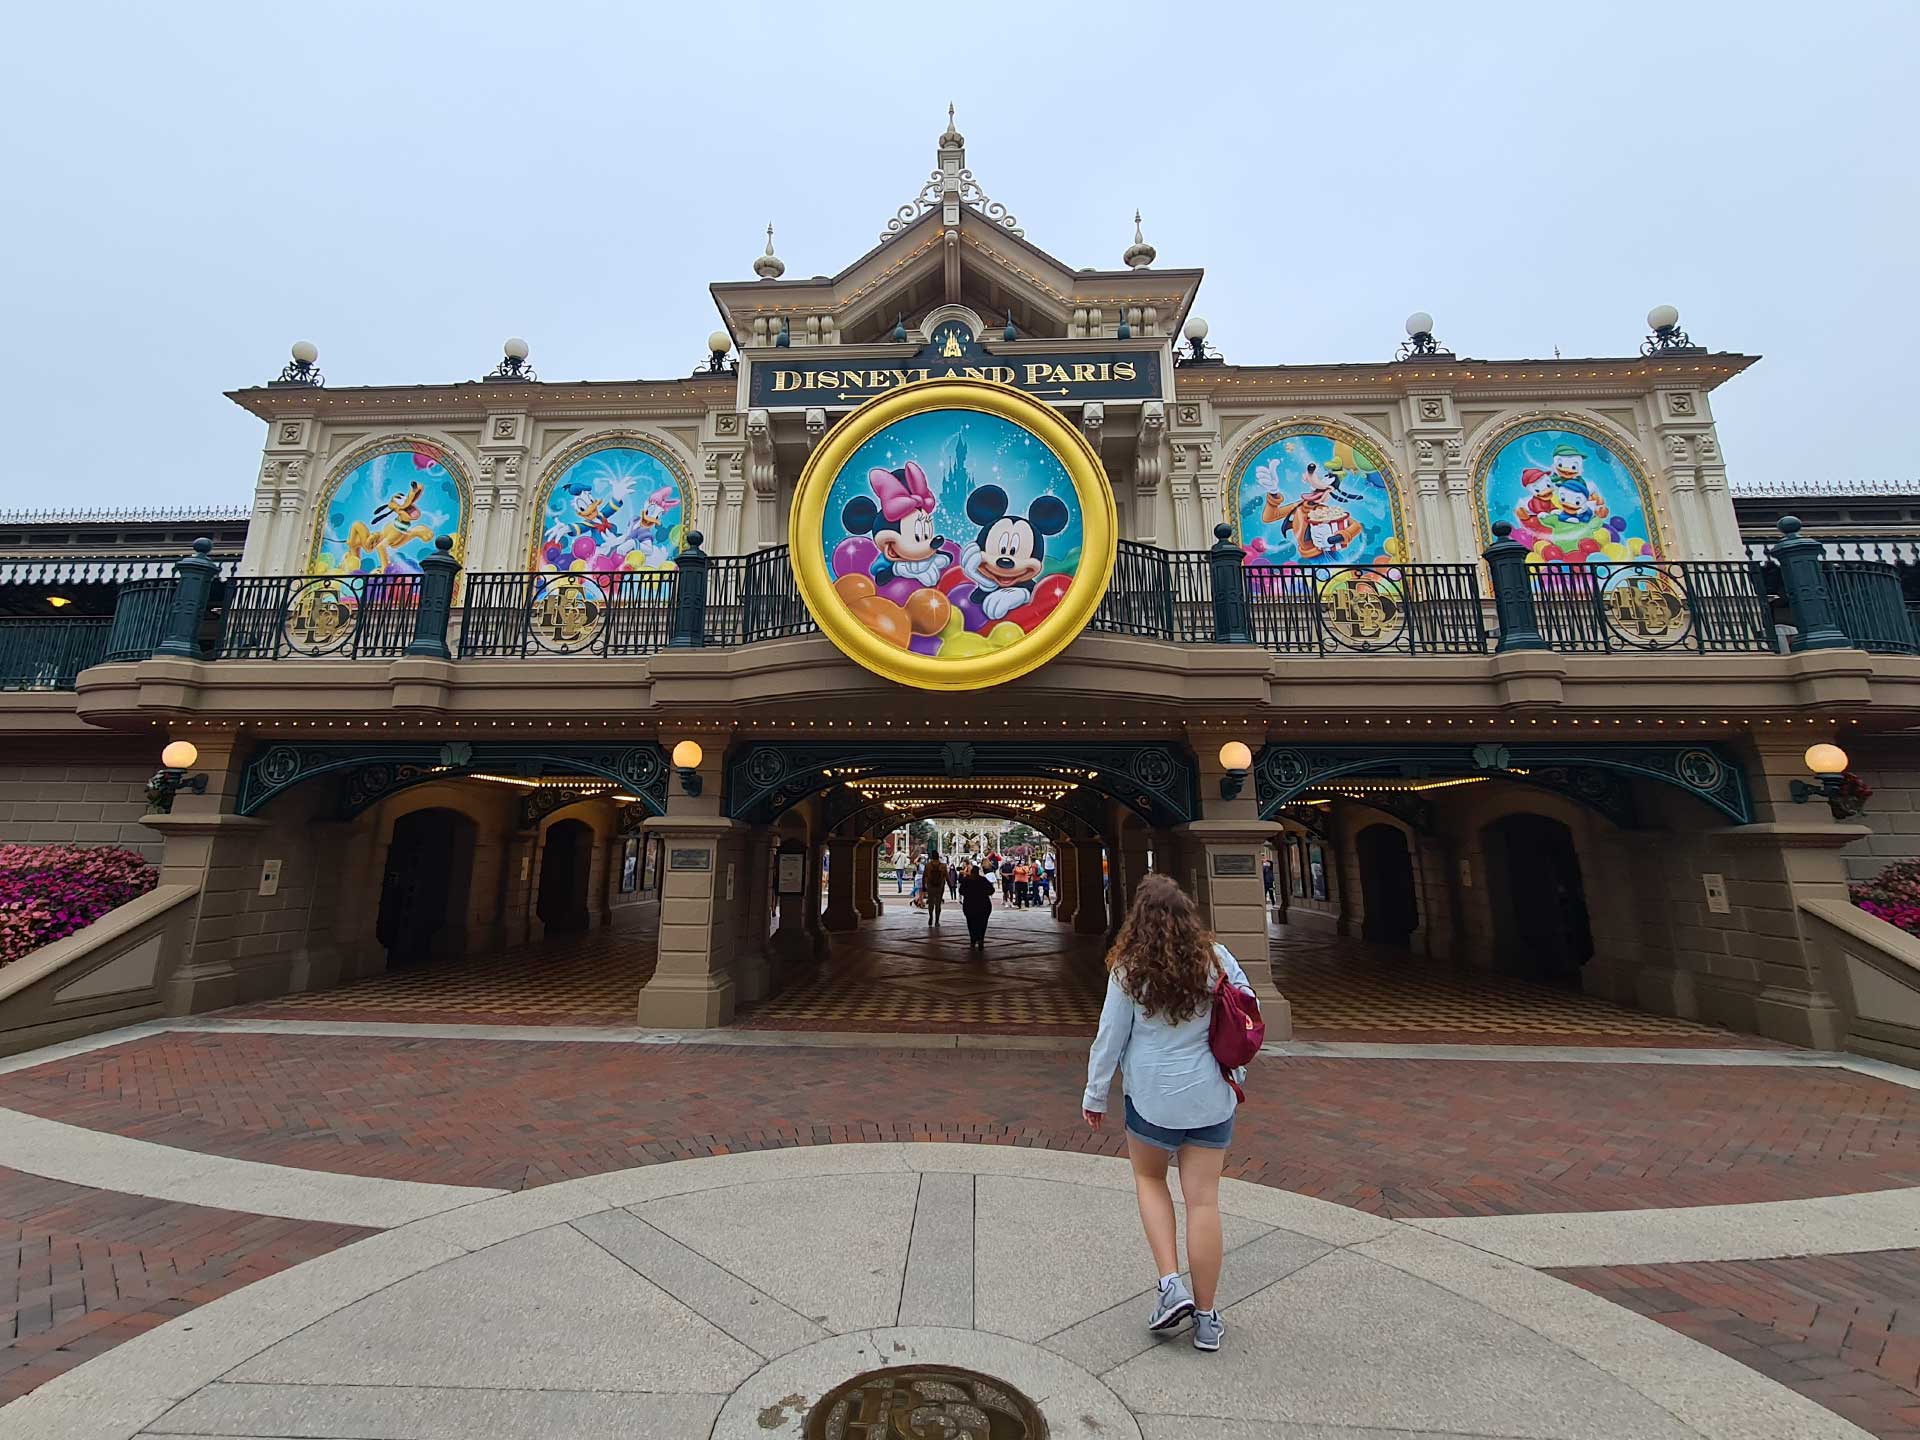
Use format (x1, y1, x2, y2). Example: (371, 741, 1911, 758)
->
(1054, 840, 1079, 921)
(1073, 843, 1108, 934)
(803, 841, 828, 957)
(854, 839, 881, 919)
(822, 836, 861, 930)
(766, 840, 814, 981)
(1185, 732, 1290, 1034)
(735, 830, 774, 1004)
(1114, 826, 1153, 930)
(140, 730, 339, 1015)
(635, 732, 740, 1028)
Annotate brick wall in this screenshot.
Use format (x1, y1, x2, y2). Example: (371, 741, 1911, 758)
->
(0, 763, 162, 861)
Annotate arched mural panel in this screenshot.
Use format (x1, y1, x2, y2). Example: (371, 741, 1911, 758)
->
(310, 438, 470, 575)
(1226, 420, 1409, 567)
(1471, 414, 1663, 565)
(528, 434, 696, 574)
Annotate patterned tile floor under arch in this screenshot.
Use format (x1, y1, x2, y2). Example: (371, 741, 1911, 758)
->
(231, 904, 1764, 1046)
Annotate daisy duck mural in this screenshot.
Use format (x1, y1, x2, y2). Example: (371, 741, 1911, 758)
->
(533, 445, 688, 573)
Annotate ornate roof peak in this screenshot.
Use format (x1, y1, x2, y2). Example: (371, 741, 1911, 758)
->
(880, 108, 1021, 246)
(752, 222, 786, 280)
(1124, 210, 1156, 269)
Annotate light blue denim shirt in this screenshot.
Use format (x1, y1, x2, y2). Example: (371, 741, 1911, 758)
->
(1083, 944, 1253, 1130)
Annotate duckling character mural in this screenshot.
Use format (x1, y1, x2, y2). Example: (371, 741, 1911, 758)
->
(313, 448, 463, 575)
(1483, 426, 1659, 566)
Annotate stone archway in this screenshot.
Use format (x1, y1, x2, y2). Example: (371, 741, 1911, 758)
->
(536, 819, 594, 936)
(374, 807, 477, 967)
(1482, 813, 1594, 986)
(1355, 823, 1419, 947)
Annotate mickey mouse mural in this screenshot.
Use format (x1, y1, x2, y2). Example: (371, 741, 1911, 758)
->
(792, 380, 1115, 690)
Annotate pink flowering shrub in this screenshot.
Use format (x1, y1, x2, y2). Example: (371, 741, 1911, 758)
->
(0, 844, 159, 967)
(1852, 858, 1920, 938)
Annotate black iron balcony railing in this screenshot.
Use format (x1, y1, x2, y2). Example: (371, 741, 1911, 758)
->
(459, 570, 680, 657)
(0, 616, 110, 690)
(1822, 560, 1920, 656)
(1528, 560, 1778, 654)
(13, 516, 1920, 690)
(214, 574, 424, 659)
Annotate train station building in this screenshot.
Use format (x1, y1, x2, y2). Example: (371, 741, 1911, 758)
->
(5, 113, 1920, 1063)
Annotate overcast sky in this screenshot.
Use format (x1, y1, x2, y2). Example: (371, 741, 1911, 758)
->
(1, 2, 1914, 511)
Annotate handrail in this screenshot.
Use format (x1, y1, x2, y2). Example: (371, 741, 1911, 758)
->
(25, 518, 1919, 678)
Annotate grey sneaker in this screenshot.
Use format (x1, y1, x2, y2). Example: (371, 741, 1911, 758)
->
(1148, 1276, 1195, 1332)
(1192, 1307, 1224, 1352)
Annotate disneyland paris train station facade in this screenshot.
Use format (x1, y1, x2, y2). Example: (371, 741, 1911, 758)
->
(6, 112, 1920, 1061)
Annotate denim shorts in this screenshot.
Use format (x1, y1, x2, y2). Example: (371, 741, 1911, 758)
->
(1124, 1096, 1234, 1152)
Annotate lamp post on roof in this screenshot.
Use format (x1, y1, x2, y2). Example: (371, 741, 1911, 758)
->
(701, 331, 736, 375)
(1395, 311, 1450, 360)
(485, 337, 537, 382)
(272, 341, 323, 387)
(1641, 304, 1701, 355)
(1175, 316, 1217, 366)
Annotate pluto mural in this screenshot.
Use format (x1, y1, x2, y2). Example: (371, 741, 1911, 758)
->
(311, 445, 464, 574)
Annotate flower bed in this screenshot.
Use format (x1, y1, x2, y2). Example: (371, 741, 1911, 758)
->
(0, 843, 159, 967)
(1852, 857, 1920, 939)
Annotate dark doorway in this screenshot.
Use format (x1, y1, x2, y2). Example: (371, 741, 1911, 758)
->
(1483, 814, 1594, 986)
(1355, 824, 1418, 946)
(537, 819, 594, 935)
(375, 808, 474, 967)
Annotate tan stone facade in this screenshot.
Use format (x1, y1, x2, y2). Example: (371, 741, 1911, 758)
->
(5, 117, 1920, 1064)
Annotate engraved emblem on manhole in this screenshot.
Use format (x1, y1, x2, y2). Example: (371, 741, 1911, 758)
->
(804, 1363, 1047, 1438)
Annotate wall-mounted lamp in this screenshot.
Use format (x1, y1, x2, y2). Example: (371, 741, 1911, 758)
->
(1789, 743, 1868, 819)
(45, 595, 72, 609)
(1218, 741, 1253, 800)
(146, 740, 208, 814)
(671, 740, 705, 797)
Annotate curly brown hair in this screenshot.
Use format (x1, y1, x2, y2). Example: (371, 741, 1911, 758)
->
(1107, 874, 1215, 1022)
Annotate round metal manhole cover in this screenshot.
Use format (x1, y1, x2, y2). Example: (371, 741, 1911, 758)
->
(803, 1363, 1047, 1438)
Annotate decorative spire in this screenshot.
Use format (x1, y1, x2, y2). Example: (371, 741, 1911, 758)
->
(1123, 209, 1156, 269)
(880, 108, 1021, 245)
(752, 223, 786, 280)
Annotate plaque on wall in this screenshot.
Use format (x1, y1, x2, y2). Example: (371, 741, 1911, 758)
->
(1209, 852, 1257, 878)
(668, 847, 712, 872)
(776, 852, 806, 894)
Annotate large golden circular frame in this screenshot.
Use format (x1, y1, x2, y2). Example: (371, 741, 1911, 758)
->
(790, 379, 1117, 691)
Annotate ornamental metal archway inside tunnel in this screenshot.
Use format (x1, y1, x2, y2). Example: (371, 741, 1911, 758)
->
(725, 739, 1198, 829)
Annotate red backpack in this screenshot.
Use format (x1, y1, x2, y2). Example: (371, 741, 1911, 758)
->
(1209, 969, 1265, 1103)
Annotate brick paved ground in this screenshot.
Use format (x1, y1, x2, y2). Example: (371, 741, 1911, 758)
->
(0, 1164, 369, 1403)
(3, 1032, 1916, 1214)
(1555, 1251, 1920, 1440)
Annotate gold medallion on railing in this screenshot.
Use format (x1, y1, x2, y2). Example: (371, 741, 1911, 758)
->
(1598, 564, 1690, 647)
(529, 573, 608, 654)
(789, 380, 1116, 690)
(284, 578, 359, 656)
(1318, 569, 1407, 652)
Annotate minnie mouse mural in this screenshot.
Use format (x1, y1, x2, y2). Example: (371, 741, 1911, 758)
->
(794, 381, 1114, 690)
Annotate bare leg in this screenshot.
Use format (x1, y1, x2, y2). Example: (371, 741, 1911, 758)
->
(1175, 1143, 1227, 1310)
(1126, 1136, 1179, 1280)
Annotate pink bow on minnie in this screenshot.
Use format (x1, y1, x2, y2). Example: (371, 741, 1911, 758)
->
(869, 462, 937, 523)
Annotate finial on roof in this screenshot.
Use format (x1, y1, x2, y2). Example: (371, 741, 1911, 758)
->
(940, 102, 964, 149)
(753, 223, 786, 280)
(1123, 209, 1156, 270)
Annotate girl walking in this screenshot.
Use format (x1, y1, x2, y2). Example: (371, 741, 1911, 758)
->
(1082, 874, 1254, 1353)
